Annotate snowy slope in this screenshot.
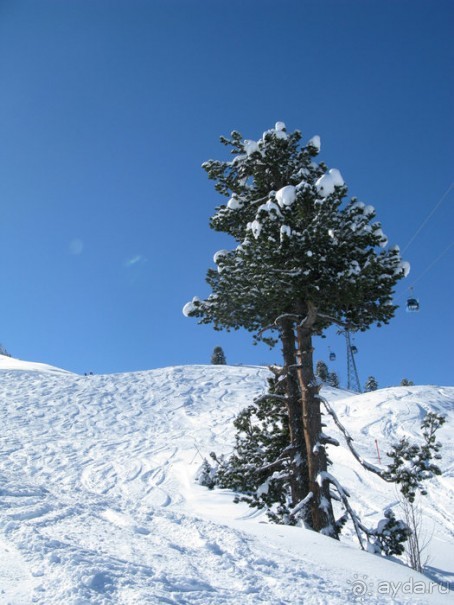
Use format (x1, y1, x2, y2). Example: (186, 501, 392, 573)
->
(0, 355, 452, 604)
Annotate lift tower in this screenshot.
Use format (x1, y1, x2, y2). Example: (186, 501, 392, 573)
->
(344, 330, 362, 393)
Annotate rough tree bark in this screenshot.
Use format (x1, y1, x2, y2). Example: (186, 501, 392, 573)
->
(295, 303, 338, 538)
(278, 316, 311, 525)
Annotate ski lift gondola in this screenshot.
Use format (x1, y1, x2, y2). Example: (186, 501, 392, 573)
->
(351, 345, 358, 354)
(406, 288, 420, 312)
(329, 347, 336, 362)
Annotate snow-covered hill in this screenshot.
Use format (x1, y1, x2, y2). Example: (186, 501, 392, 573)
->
(0, 355, 452, 604)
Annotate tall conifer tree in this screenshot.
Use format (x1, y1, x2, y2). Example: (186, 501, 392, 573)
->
(185, 122, 407, 537)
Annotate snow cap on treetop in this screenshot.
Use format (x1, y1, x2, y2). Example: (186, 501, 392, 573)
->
(307, 135, 321, 152)
(261, 122, 288, 141)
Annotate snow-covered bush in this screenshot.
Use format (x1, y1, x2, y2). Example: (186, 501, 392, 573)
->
(367, 508, 411, 556)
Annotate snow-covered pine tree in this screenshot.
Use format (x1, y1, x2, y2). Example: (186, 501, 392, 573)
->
(207, 370, 303, 524)
(184, 122, 407, 538)
(384, 411, 445, 503)
(327, 371, 340, 388)
(315, 360, 329, 382)
(211, 346, 226, 365)
(0, 343, 11, 357)
(365, 376, 378, 391)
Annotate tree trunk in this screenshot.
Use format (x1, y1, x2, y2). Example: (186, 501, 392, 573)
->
(279, 317, 311, 525)
(295, 305, 338, 538)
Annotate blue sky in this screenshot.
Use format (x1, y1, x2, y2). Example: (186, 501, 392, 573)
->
(0, 0, 452, 387)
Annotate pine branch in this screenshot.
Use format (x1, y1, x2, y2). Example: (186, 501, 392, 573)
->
(321, 471, 365, 550)
(289, 491, 313, 516)
(275, 313, 311, 329)
(316, 312, 352, 329)
(255, 445, 298, 474)
(256, 323, 279, 339)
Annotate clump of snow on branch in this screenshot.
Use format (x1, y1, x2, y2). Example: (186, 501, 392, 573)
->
(244, 140, 259, 156)
(275, 185, 297, 208)
(182, 297, 202, 317)
(227, 195, 243, 210)
(247, 220, 262, 239)
(280, 225, 292, 240)
(315, 169, 344, 197)
(260, 121, 288, 141)
(399, 261, 411, 277)
(307, 135, 321, 152)
(213, 250, 229, 264)
(257, 200, 283, 219)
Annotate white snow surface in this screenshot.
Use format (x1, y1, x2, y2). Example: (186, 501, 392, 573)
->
(0, 354, 453, 604)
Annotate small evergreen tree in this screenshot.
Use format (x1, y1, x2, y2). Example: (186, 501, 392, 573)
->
(384, 412, 445, 503)
(400, 378, 414, 386)
(400, 495, 431, 572)
(364, 376, 378, 391)
(0, 343, 11, 357)
(315, 360, 329, 382)
(327, 371, 340, 388)
(211, 346, 226, 365)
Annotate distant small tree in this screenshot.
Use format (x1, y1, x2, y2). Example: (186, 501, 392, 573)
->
(383, 412, 445, 503)
(0, 344, 11, 357)
(315, 360, 329, 382)
(211, 346, 226, 365)
(364, 376, 378, 392)
(385, 411, 445, 572)
(400, 496, 431, 572)
(400, 378, 414, 386)
(327, 371, 340, 388)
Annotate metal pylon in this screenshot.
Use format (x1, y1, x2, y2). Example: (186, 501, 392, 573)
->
(345, 330, 362, 392)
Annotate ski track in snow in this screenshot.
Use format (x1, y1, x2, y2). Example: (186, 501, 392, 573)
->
(0, 360, 453, 604)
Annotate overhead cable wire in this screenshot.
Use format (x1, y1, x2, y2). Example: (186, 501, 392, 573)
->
(396, 239, 454, 302)
(409, 240, 454, 287)
(402, 182, 453, 254)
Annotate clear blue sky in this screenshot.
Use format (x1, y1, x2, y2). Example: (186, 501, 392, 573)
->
(0, 0, 452, 387)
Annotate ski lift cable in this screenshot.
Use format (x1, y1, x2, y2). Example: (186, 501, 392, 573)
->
(402, 182, 453, 255)
(396, 239, 454, 302)
(409, 240, 454, 287)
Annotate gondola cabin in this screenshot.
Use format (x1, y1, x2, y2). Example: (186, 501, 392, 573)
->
(351, 345, 358, 354)
(406, 297, 420, 312)
(329, 351, 336, 361)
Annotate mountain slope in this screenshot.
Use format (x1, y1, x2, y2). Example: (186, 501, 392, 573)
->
(0, 356, 452, 604)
